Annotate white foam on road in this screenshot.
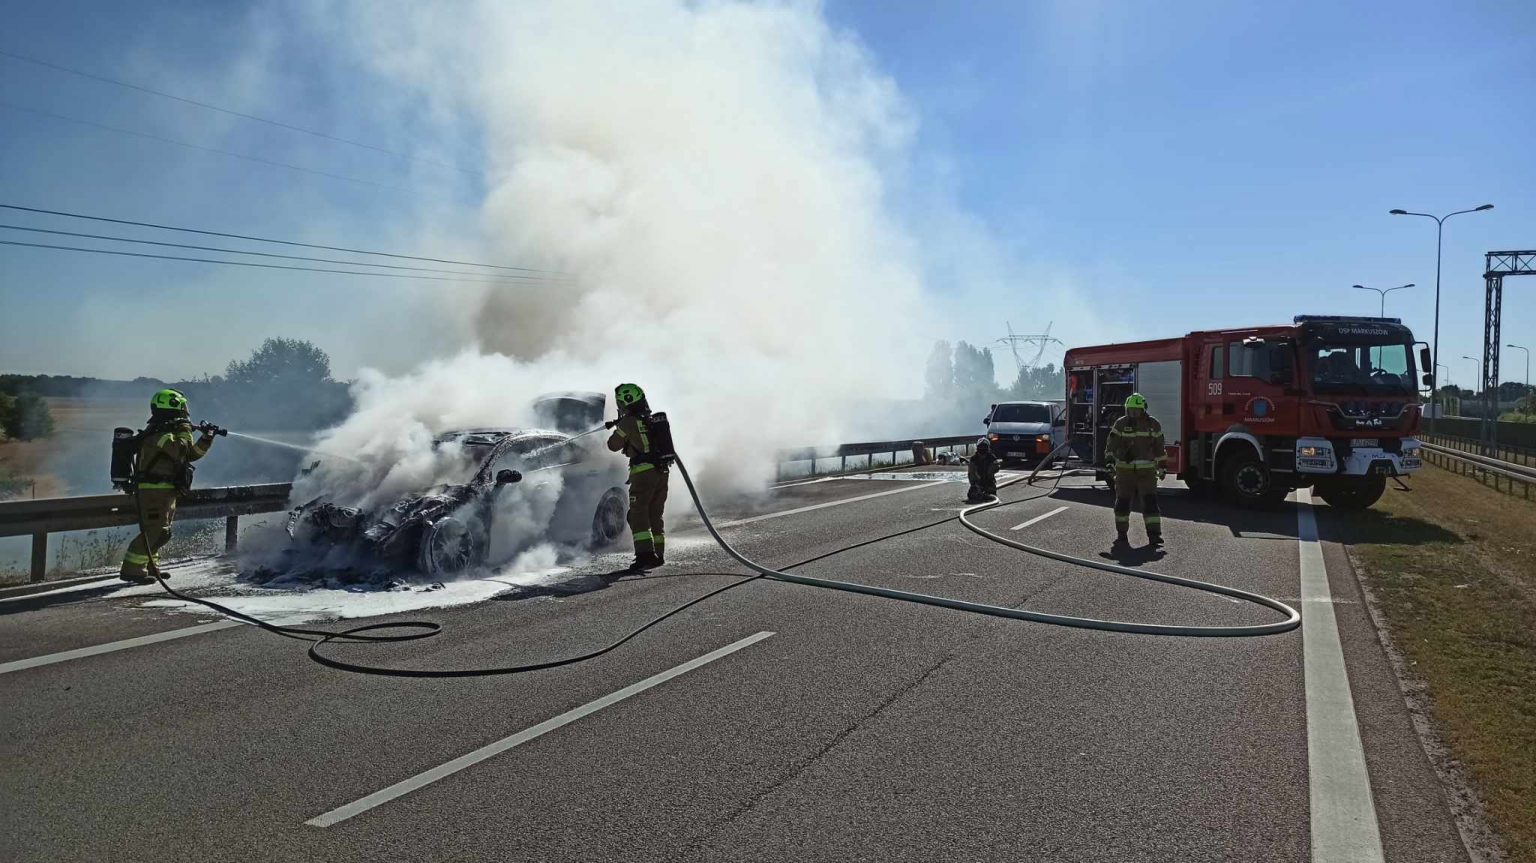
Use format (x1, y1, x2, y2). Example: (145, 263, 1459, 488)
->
(140, 564, 571, 627)
(7, 553, 572, 628)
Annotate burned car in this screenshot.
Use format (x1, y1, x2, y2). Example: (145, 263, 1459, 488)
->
(286, 394, 627, 579)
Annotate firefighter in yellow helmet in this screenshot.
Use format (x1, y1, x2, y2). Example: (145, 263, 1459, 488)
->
(1106, 392, 1166, 547)
(606, 383, 669, 571)
(119, 389, 217, 584)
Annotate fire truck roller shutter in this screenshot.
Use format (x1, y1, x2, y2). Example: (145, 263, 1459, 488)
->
(1136, 360, 1183, 461)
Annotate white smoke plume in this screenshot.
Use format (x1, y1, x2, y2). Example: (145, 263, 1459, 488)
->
(299, 0, 934, 500)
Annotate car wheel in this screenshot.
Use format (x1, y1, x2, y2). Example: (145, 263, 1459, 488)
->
(418, 516, 485, 578)
(590, 487, 627, 547)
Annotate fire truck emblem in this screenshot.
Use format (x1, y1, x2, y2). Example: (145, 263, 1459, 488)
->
(1245, 397, 1275, 422)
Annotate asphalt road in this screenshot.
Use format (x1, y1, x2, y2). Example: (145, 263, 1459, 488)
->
(0, 468, 1473, 862)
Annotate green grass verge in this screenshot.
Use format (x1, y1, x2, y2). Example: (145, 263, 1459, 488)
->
(1343, 464, 1536, 862)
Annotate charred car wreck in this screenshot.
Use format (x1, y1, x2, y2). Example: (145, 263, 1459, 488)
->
(285, 393, 627, 580)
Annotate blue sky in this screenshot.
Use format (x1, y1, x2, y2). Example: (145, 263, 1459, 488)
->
(2, 0, 1533, 388)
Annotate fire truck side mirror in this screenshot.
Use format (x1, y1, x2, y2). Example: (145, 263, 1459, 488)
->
(1422, 372, 1434, 388)
(1419, 345, 1432, 374)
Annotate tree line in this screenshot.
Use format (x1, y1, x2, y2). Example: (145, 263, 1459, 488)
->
(925, 340, 1065, 405)
(0, 337, 354, 436)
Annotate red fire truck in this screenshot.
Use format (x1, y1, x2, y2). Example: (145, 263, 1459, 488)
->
(1062, 315, 1431, 509)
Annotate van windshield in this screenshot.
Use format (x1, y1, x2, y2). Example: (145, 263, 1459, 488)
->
(991, 403, 1051, 423)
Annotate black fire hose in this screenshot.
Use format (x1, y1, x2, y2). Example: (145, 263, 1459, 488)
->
(150, 446, 1297, 677)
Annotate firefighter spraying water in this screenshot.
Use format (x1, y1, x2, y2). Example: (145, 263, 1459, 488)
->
(605, 383, 677, 572)
(111, 389, 224, 584)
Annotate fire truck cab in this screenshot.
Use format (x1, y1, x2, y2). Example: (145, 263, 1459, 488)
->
(1063, 316, 1430, 509)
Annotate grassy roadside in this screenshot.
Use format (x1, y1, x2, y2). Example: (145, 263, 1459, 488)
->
(1339, 463, 1536, 863)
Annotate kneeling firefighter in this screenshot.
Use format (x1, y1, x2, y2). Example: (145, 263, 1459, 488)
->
(967, 437, 999, 503)
(116, 389, 221, 584)
(605, 383, 675, 571)
(1106, 392, 1166, 547)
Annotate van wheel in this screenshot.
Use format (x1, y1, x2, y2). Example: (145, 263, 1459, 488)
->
(1220, 452, 1287, 508)
(1316, 475, 1386, 510)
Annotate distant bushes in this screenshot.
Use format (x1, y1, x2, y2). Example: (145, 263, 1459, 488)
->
(0, 392, 55, 441)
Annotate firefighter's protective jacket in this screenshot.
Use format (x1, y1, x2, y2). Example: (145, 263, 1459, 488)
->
(607, 414, 661, 476)
(136, 420, 213, 491)
(1107, 413, 1165, 473)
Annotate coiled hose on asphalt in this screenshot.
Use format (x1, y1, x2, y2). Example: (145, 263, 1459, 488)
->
(150, 443, 1299, 677)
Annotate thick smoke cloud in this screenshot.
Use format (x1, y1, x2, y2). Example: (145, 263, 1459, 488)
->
(304, 0, 935, 493)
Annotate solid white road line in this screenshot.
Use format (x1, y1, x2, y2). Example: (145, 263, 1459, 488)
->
(1009, 505, 1069, 531)
(711, 482, 947, 528)
(305, 630, 777, 828)
(1297, 488, 1385, 863)
(0, 621, 241, 676)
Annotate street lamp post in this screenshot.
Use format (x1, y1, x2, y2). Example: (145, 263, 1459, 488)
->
(1390, 204, 1493, 431)
(1508, 343, 1530, 392)
(1350, 282, 1414, 316)
(1463, 356, 1482, 401)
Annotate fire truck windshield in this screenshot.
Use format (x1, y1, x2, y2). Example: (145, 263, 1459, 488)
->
(1306, 341, 1416, 395)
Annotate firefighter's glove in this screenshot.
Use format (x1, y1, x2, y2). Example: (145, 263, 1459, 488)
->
(604, 420, 618, 430)
(1157, 467, 1167, 480)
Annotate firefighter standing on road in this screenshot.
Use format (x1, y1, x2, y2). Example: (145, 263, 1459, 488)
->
(1106, 393, 1166, 547)
(606, 383, 669, 571)
(119, 389, 217, 584)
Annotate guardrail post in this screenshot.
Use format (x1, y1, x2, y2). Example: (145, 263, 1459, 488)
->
(30, 533, 47, 583)
(840, 455, 846, 472)
(225, 516, 239, 554)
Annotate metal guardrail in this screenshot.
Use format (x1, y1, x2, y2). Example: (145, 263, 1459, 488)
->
(1420, 443, 1535, 499)
(776, 434, 979, 479)
(1, 433, 980, 584)
(0, 484, 292, 583)
(1425, 431, 1536, 469)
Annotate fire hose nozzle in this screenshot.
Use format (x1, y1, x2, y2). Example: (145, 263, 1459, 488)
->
(198, 422, 229, 437)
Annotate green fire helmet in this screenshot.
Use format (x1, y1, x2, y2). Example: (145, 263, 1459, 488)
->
(151, 388, 189, 413)
(1124, 393, 1148, 411)
(614, 383, 646, 407)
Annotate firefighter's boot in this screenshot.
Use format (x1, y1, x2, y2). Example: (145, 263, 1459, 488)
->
(629, 551, 662, 572)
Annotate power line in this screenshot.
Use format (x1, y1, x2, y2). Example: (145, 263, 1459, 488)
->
(0, 223, 569, 283)
(0, 203, 563, 275)
(0, 48, 480, 177)
(2, 101, 406, 191)
(0, 238, 561, 285)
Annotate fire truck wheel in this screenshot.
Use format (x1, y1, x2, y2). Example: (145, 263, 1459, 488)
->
(1315, 475, 1386, 510)
(1219, 451, 1287, 508)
